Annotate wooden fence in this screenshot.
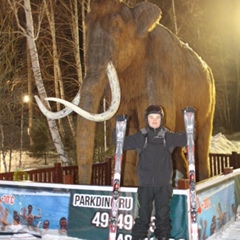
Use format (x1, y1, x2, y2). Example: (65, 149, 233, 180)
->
(0, 152, 239, 185)
(0, 163, 78, 184)
(91, 157, 113, 185)
(209, 151, 240, 176)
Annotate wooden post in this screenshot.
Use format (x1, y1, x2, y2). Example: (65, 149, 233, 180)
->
(230, 151, 238, 169)
(63, 174, 74, 184)
(54, 162, 63, 183)
(105, 158, 112, 186)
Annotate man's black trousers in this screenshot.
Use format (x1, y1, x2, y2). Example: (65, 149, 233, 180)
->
(131, 185, 173, 240)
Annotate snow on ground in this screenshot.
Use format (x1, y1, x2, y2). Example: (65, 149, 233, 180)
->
(217, 221, 240, 240)
(0, 233, 80, 240)
(208, 208, 240, 240)
(210, 132, 240, 154)
(0, 227, 82, 240)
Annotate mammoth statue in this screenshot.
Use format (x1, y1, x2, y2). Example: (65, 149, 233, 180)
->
(37, 0, 215, 185)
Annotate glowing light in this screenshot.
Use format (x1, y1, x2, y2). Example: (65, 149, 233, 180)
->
(23, 95, 30, 103)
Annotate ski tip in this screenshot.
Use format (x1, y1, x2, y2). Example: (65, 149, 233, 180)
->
(116, 114, 128, 122)
(182, 106, 196, 113)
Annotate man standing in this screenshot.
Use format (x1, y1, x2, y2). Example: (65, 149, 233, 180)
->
(120, 105, 187, 240)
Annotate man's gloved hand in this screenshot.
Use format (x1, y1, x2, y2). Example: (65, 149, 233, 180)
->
(116, 114, 128, 121)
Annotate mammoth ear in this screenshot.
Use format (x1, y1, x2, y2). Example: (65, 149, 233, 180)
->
(133, 2, 162, 38)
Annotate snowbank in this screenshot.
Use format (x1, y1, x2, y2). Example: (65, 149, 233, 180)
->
(210, 132, 240, 154)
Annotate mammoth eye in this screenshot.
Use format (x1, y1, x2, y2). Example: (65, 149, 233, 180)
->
(110, 15, 124, 34)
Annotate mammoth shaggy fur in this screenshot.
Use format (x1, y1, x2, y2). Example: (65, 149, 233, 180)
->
(76, 0, 215, 185)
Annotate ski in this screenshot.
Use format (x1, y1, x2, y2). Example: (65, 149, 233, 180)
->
(109, 115, 127, 240)
(183, 107, 198, 240)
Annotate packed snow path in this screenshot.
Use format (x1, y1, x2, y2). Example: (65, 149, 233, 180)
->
(212, 220, 240, 240)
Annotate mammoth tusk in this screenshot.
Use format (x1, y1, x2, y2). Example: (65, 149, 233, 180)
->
(44, 61, 121, 122)
(34, 91, 80, 119)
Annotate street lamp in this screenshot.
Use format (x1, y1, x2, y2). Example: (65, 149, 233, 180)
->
(23, 95, 30, 104)
(19, 95, 30, 169)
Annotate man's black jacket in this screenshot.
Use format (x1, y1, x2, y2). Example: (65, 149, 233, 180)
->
(123, 127, 187, 186)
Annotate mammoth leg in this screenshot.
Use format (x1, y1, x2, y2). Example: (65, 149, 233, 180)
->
(195, 120, 212, 181)
(172, 147, 188, 186)
(122, 105, 147, 187)
(122, 150, 139, 186)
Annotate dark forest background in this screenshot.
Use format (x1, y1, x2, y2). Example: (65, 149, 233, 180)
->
(148, 0, 240, 133)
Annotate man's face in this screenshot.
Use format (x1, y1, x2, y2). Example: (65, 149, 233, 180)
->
(28, 205, 32, 212)
(27, 214, 34, 225)
(60, 219, 67, 229)
(148, 113, 161, 129)
(43, 221, 49, 229)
